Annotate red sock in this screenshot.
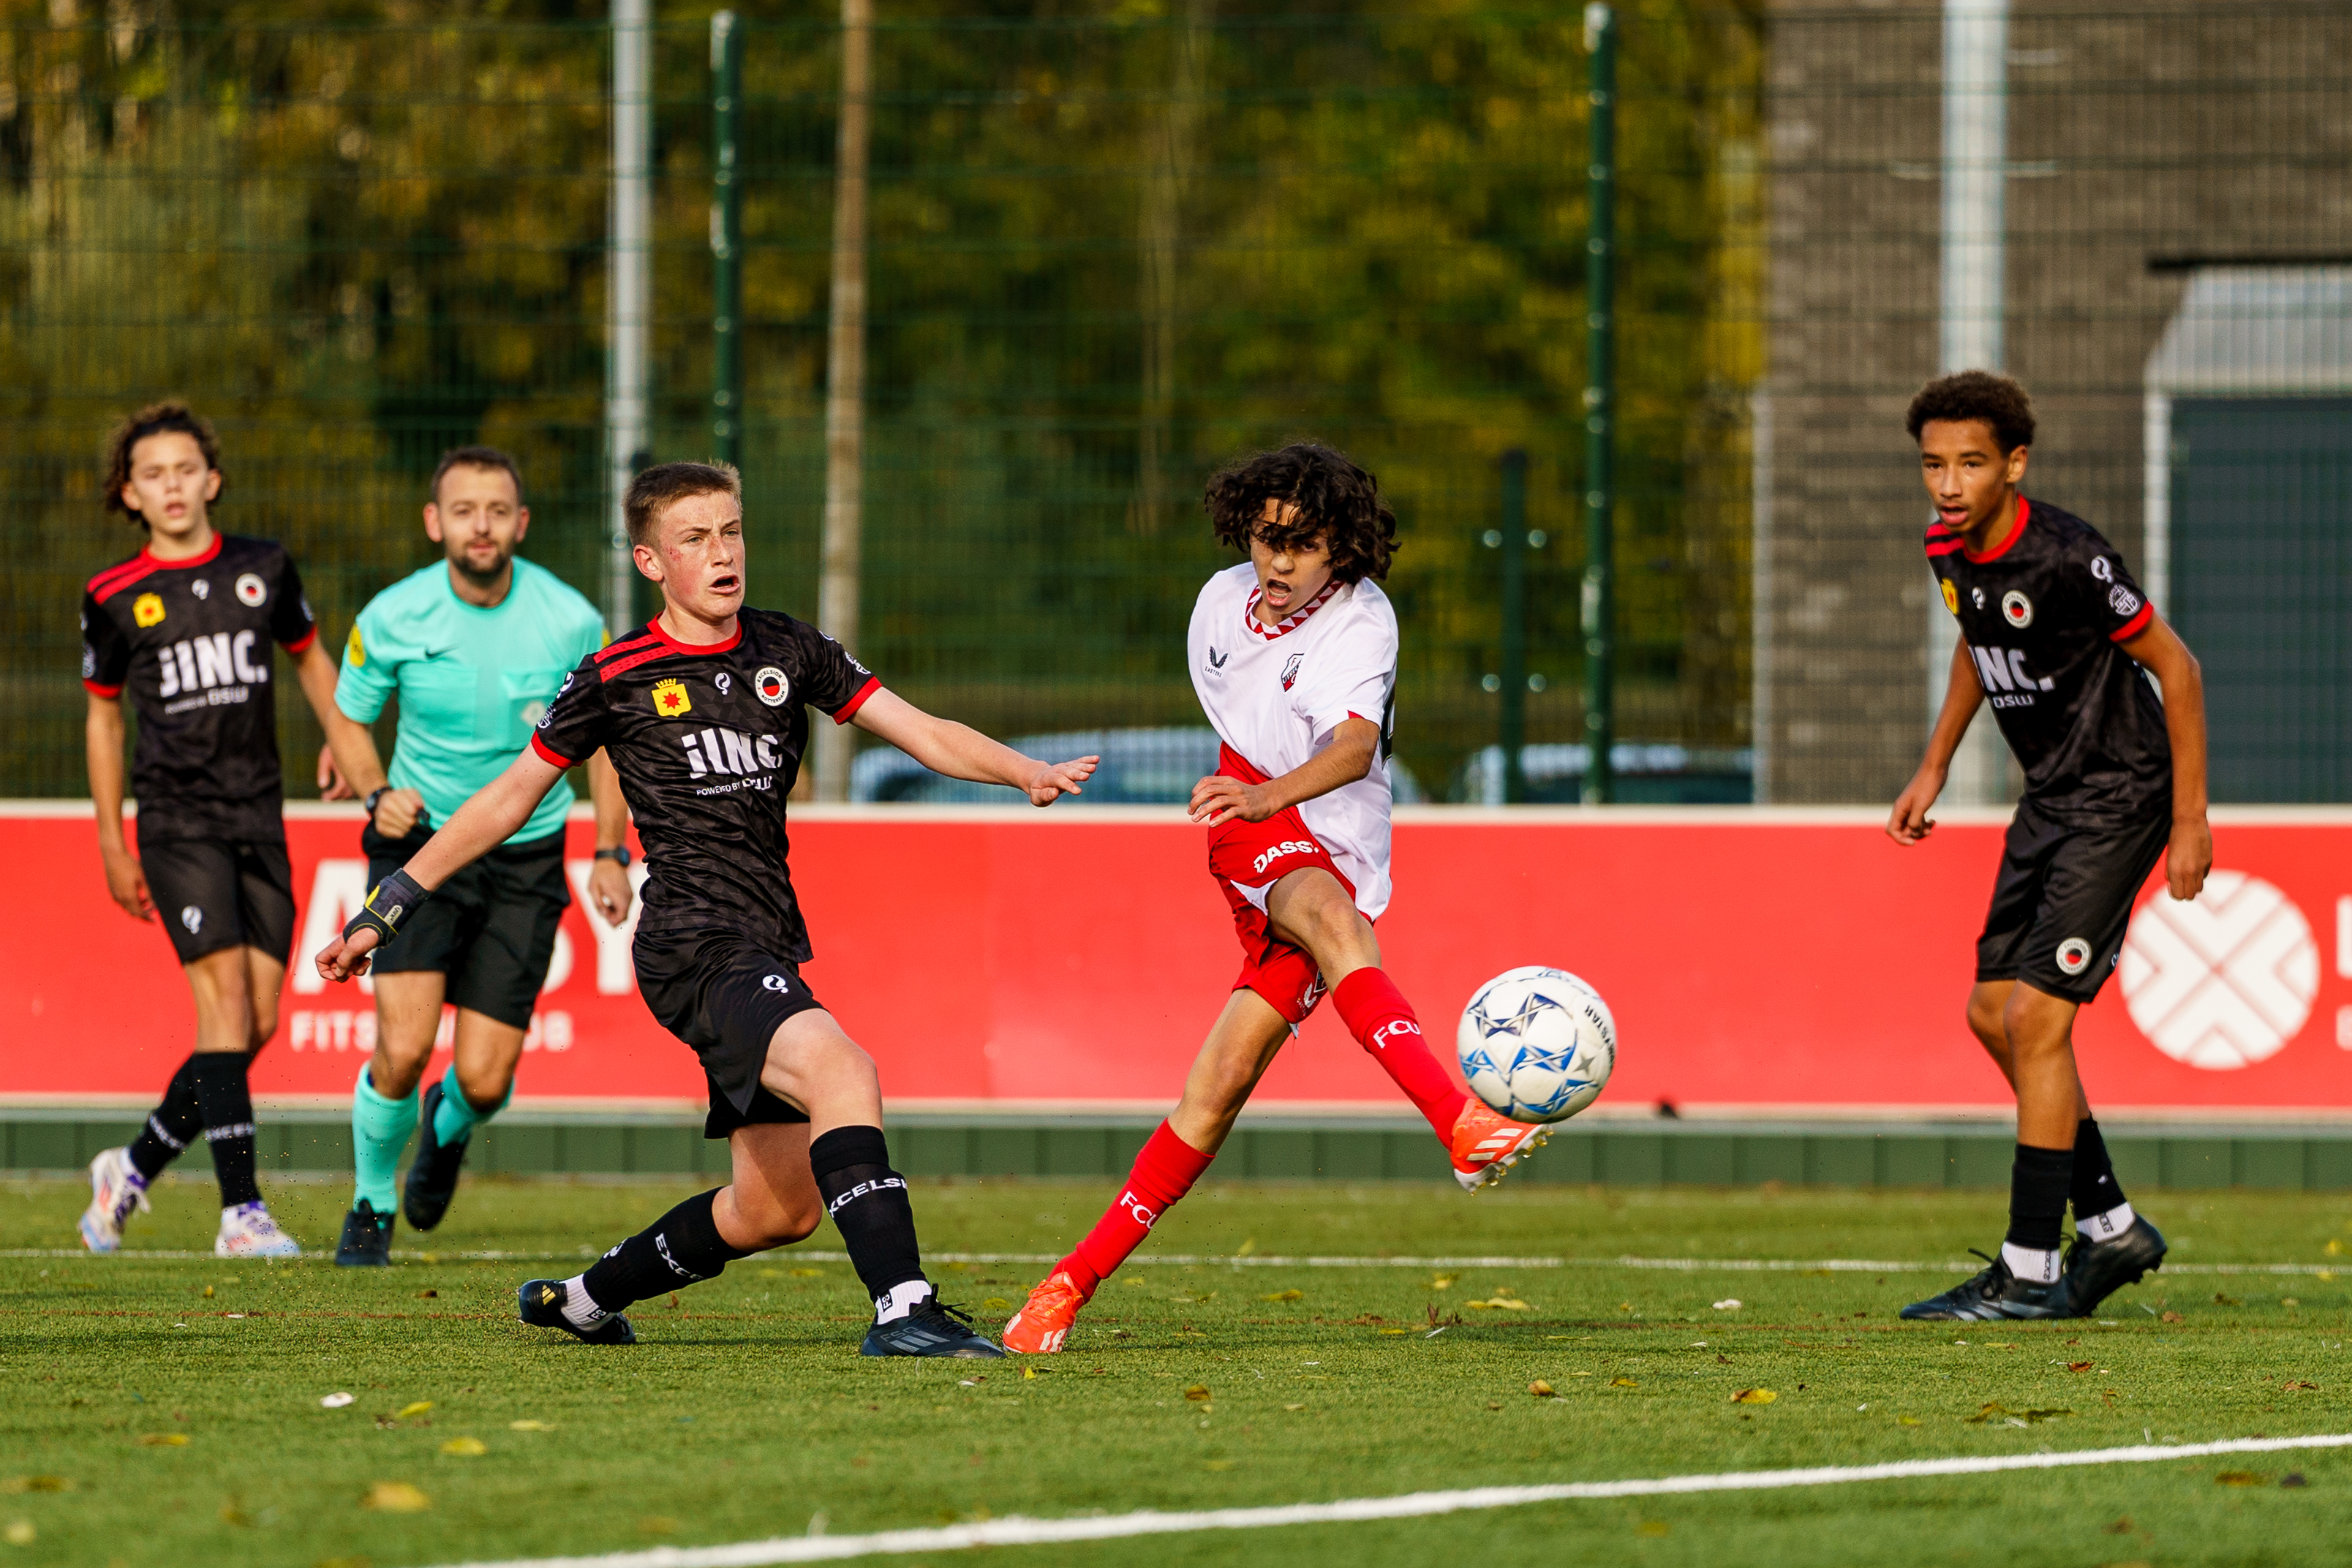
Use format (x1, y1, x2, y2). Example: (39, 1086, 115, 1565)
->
(1333, 968, 1469, 1138)
(1061, 1121, 1213, 1297)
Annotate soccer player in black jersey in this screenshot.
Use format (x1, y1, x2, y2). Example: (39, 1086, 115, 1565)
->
(1888, 372, 2211, 1321)
(78, 402, 353, 1256)
(317, 461, 1098, 1357)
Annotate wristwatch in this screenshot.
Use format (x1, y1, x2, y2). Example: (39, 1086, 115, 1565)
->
(363, 786, 391, 819)
(595, 845, 633, 867)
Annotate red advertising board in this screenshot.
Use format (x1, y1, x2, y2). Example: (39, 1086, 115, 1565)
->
(4, 803, 2346, 1117)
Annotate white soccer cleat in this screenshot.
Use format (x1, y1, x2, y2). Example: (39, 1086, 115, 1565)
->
(216, 1202, 302, 1258)
(79, 1147, 151, 1254)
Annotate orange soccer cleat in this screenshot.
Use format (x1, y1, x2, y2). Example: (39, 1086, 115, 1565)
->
(1449, 1100, 1549, 1191)
(1001, 1269, 1089, 1354)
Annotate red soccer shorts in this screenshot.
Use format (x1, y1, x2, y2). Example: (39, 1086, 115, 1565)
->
(1204, 746, 1359, 1026)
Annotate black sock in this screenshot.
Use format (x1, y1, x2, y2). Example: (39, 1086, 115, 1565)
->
(2070, 1116, 2127, 1223)
(580, 1189, 750, 1312)
(190, 1052, 261, 1209)
(128, 1055, 205, 1180)
(2005, 1143, 2073, 1253)
(810, 1126, 927, 1311)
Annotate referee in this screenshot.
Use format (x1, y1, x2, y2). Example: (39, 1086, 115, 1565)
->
(321, 447, 633, 1265)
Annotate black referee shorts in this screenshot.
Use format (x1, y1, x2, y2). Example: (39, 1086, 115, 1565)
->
(632, 928, 827, 1138)
(1976, 797, 2171, 1003)
(136, 826, 295, 967)
(363, 822, 570, 1031)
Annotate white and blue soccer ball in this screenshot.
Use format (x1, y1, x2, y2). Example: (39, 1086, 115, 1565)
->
(1456, 966, 1616, 1124)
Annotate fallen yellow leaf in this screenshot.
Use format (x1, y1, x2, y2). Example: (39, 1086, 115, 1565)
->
(1262, 1289, 1303, 1303)
(1283, 1403, 1305, 1411)
(790, 1267, 824, 1278)
(1610, 1378, 1638, 1389)
(1528, 1380, 1558, 1398)
(1235, 1238, 1256, 1257)
(1429, 1274, 1458, 1291)
(508, 1420, 557, 1432)
(137, 1433, 189, 1447)
(1897, 1416, 1922, 1426)
(438, 1437, 486, 1457)
(0, 1480, 69, 1495)
(2326, 1239, 2343, 1256)
(1730, 1388, 1777, 1405)
(1022, 1365, 1036, 1382)
(981, 1299, 1012, 1312)
(1, 1521, 31, 1547)
(396, 1401, 434, 1420)
(362, 1482, 430, 1513)
(1183, 1384, 1211, 1402)
(2215, 1471, 2266, 1487)
(1464, 1298, 1533, 1311)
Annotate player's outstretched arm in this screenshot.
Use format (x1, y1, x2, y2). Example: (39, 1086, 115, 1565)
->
(314, 747, 567, 981)
(1189, 717, 1379, 827)
(1888, 638, 1986, 845)
(84, 691, 153, 922)
(849, 687, 1098, 806)
(2119, 614, 2212, 900)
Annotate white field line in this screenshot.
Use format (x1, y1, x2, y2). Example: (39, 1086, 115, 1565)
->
(427, 1433, 2352, 1568)
(4, 1247, 2345, 1277)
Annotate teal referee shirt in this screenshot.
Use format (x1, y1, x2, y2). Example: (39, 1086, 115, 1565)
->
(335, 558, 606, 845)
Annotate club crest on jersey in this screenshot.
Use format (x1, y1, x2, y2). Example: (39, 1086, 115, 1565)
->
(2001, 590, 2033, 629)
(1940, 580, 1959, 616)
(2090, 557, 2114, 584)
(133, 592, 165, 628)
(235, 573, 266, 607)
(754, 666, 789, 706)
(1281, 652, 1303, 690)
(651, 678, 693, 718)
(191, 578, 210, 600)
(2108, 584, 2141, 618)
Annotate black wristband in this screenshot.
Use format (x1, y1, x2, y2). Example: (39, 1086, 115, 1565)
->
(344, 868, 429, 947)
(594, 845, 633, 868)
(363, 786, 390, 819)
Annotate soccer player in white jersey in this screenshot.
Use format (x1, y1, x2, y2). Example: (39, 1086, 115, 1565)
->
(1003, 442, 1550, 1353)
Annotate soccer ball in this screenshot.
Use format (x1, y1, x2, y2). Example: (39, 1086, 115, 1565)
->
(1456, 966, 1616, 1124)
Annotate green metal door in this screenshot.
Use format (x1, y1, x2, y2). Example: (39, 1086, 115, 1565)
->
(2171, 396, 2352, 802)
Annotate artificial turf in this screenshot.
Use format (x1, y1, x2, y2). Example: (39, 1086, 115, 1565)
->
(3, 1172, 2349, 1567)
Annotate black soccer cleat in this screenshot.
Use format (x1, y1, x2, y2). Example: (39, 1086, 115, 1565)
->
(2063, 1215, 2167, 1317)
(860, 1299, 1006, 1358)
(402, 1080, 471, 1232)
(333, 1199, 395, 1267)
(1899, 1250, 2076, 1321)
(518, 1278, 637, 1346)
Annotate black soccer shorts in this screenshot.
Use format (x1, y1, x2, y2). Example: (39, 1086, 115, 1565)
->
(363, 822, 570, 1032)
(631, 929, 828, 1138)
(135, 827, 296, 967)
(1976, 797, 2172, 1003)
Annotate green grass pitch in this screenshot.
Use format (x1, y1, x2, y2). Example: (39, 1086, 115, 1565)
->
(3, 1173, 2348, 1567)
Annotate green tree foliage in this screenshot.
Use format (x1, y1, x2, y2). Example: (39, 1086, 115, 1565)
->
(0, 0, 1760, 799)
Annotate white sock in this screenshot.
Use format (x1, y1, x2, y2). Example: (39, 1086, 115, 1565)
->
(874, 1278, 935, 1324)
(559, 1273, 611, 1330)
(2078, 1199, 2136, 1241)
(2000, 1242, 2060, 1284)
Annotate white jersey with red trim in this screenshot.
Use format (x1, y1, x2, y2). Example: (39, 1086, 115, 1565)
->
(1188, 562, 1398, 918)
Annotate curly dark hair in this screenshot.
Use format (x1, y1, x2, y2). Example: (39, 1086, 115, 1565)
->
(1203, 442, 1399, 585)
(1905, 370, 2036, 453)
(103, 400, 223, 527)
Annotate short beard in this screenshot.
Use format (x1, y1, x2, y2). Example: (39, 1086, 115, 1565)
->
(450, 545, 512, 587)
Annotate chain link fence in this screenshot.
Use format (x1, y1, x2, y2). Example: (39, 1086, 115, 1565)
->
(7, 2, 2343, 810)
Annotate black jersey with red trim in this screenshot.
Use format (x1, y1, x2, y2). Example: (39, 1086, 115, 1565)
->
(1925, 496, 2171, 821)
(80, 534, 319, 840)
(530, 608, 880, 960)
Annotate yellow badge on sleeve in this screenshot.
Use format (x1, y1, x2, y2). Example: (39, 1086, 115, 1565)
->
(133, 592, 165, 628)
(1940, 578, 1960, 617)
(651, 678, 692, 718)
(346, 624, 366, 667)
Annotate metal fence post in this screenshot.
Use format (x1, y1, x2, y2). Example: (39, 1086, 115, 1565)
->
(606, 0, 653, 636)
(1581, 1, 1617, 805)
(711, 12, 742, 472)
(1499, 449, 1529, 804)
